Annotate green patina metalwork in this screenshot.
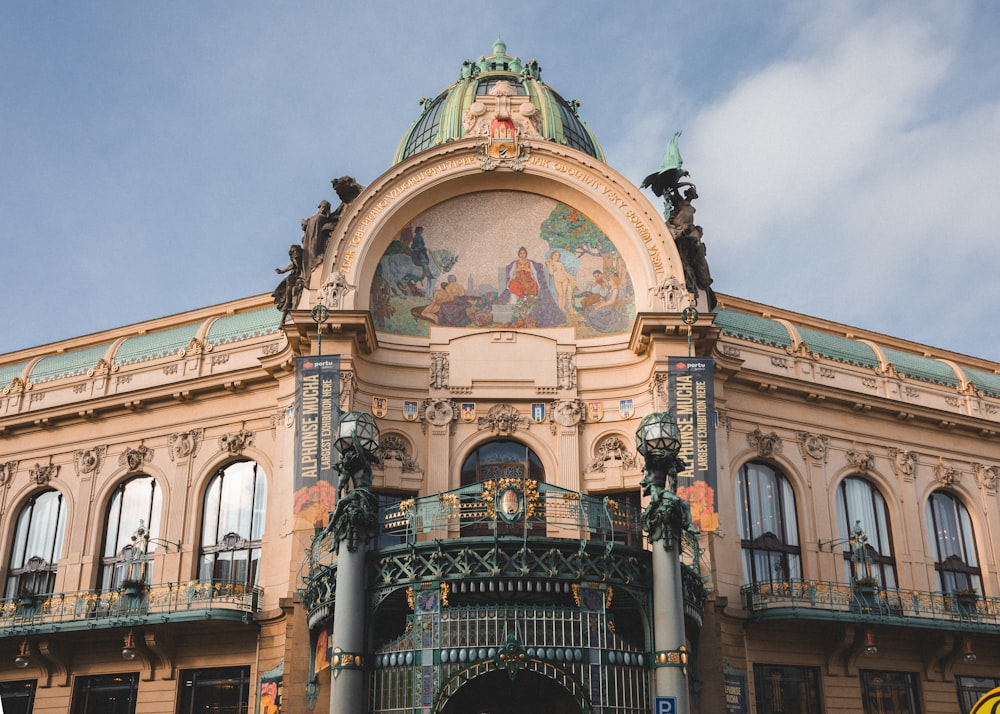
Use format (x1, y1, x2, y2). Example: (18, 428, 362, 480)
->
(741, 578, 1000, 633)
(0, 580, 261, 637)
(394, 39, 604, 164)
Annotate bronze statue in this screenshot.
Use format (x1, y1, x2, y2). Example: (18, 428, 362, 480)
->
(272, 244, 304, 322)
(299, 177, 364, 278)
(667, 184, 716, 310)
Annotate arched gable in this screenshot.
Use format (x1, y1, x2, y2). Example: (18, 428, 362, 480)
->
(323, 139, 686, 341)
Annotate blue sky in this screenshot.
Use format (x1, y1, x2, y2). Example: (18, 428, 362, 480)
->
(2, 1, 999, 361)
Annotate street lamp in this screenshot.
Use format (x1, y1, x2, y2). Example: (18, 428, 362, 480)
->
(635, 411, 682, 459)
(335, 411, 379, 461)
(13, 639, 30, 668)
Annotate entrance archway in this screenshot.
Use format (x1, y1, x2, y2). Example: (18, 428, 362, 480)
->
(439, 669, 582, 714)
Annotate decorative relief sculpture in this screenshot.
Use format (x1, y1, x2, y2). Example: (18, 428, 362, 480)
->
(120, 445, 153, 473)
(747, 428, 782, 458)
(376, 434, 422, 474)
(0, 461, 18, 486)
(650, 373, 669, 411)
(321, 271, 355, 309)
(846, 448, 876, 474)
(477, 403, 525, 435)
(933, 461, 960, 487)
(340, 371, 356, 412)
(556, 352, 576, 390)
(30, 462, 60, 486)
(587, 436, 639, 473)
(652, 275, 689, 312)
(888, 447, 918, 482)
(2, 377, 30, 396)
(74, 446, 107, 476)
(88, 358, 118, 377)
(219, 429, 254, 455)
(973, 462, 998, 493)
(430, 353, 450, 390)
(467, 80, 540, 171)
(168, 429, 204, 461)
(551, 399, 583, 430)
(423, 399, 456, 427)
(796, 432, 829, 463)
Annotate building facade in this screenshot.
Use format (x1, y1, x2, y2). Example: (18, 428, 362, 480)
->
(1, 40, 998, 714)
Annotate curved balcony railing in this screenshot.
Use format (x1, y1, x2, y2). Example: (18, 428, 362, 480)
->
(302, 481, 709, 628)
(0, 580, 262, 636)
(741, 579, 1000, 631)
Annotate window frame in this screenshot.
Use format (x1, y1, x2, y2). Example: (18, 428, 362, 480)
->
(199, 460, 267, 587)
(836, 476, 898, 588)
(99, 474, 162, 591)
(736, 461, 802, 586)
(5, 489, 67, 598)
(925, 490, 982, 593)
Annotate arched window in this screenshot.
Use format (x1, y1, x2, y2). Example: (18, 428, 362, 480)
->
(736, 461, 801, 585)
(100, 475, 162, 590)
(925, 490, 981, 593)
(5, 490, 67, 597)
(460, 439, 544, 485)
(836, 477, 897, 588)
(199, 461, 267, 586)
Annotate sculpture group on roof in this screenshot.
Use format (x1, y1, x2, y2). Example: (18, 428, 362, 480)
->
(641, 132, 716, 310)
(272, 176, 363, 321)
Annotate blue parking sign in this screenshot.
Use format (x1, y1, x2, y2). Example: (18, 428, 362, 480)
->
(655, 696, 676, 714)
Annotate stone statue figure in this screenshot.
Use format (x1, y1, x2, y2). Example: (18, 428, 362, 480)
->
(300, 200, 338, 278)
(666, 184, 716, 310)
(641, 133, 717, 311)
(273, 244, 305, 322)
(299, 176, 365, 278)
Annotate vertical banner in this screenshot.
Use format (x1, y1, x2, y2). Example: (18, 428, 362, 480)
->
(723, 665, 748, 714)
(293, 356, 340, 529)
(668, 357, 718, 532)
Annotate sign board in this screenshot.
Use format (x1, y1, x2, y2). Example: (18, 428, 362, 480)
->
(654, 696, 677, 714)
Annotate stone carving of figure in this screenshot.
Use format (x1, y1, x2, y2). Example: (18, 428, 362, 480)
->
(273, 245, 305, 322)
(557, 353, 576, 390)
(667, 184, 716, 310)
(430, 353, 449, 389)
(300, 200, 338, 278)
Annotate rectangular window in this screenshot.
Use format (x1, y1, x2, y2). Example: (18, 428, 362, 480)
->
(0, 679, 36, 714)
(177, 666, 251, 714)
(957, 676, 1000, 714)
(753, 664, 821, 714)
(860, 670, 920, 714)
(71, 672, 139, 714)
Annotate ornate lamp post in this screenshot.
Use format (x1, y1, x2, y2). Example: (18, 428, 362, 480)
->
(328, 411, 380, 714)
(636, 411, 692, 714)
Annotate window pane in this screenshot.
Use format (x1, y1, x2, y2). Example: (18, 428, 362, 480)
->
(71, 672, 139, 714)
(956, 676, 1000, 714)
(860, 670, 920, 714)
(101, 476, 162, 589)
(753, 665, 821, 714)
(926, 491, 981, 592)
(5, 490, 66, 597)
(737, 462, 801, 585)
(0, 679, 36, 714)
(200, 462, 267, 587)
(177, 666, 250, 714)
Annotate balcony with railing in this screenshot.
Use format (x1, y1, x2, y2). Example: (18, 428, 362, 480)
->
(741, 579, 1000, 633)
(302, 480, 707, 627)
(0, 580, 262, 637)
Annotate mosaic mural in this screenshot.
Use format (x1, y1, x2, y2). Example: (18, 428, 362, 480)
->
(370, 192, 635, 338)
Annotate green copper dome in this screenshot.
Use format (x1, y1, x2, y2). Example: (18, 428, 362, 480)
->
(394, 39, 605, 164)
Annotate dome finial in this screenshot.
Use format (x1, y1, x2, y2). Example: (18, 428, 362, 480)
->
(493, 35, 506, 57)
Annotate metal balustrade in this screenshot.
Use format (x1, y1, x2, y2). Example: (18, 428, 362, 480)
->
(741, 579, 1000, 631)
(0, 580, 261, 635)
